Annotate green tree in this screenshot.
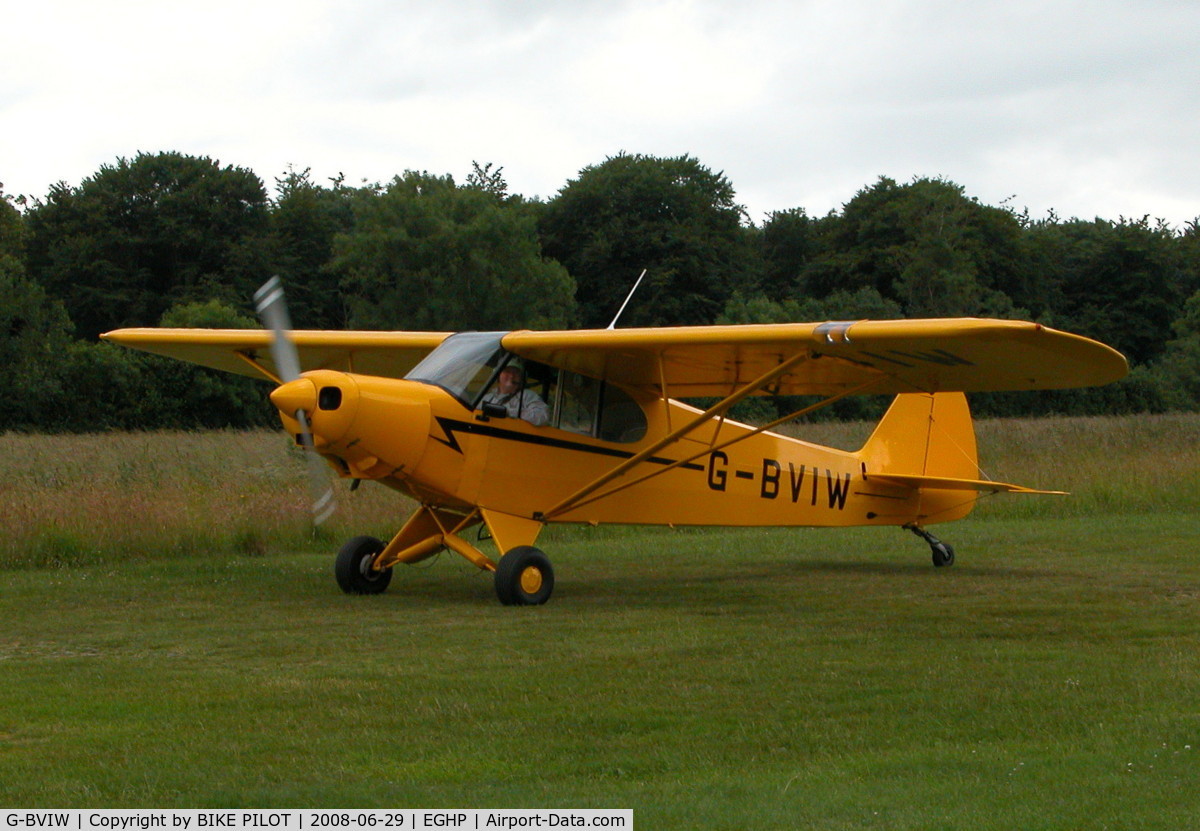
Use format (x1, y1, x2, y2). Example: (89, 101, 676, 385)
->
(1179, 219, 1200, 297)
(0, 258, 76, 430)
(465, 161, 509, 200)
(1022, 217, 1187, 365)
(758, 208, 829, 300)
(0, 183, 23, 260)
(718, 286, 902, 325)
(266, 168, 360, 328)
(19, 297, 276, 432)
(332, 171, 576, 331)
(800, 177, 1027, 318)
(1145, 289, 1200, 410)
(158, 298, 258, 329)
(145, 299, 275, 428)
(24, 152, 271, 339)
(540, 153, 762, 328)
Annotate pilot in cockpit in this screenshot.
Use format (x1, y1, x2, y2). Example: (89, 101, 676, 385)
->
(482, 364, 550, 426)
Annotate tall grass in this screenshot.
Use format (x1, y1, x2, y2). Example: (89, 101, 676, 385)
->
(2, 412, 1197, 569)
(973, 413, 1200, 518)
(782, 412, 1200, 519)
(0, 430, 409, 569)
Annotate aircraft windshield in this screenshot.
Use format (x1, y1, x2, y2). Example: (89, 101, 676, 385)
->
(406, 332, 508, 407)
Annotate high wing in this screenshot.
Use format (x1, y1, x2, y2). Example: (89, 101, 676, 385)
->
(502, 318, 1128, 397)
(104, 318, 1127, 396)
(100, 328, 452, 382)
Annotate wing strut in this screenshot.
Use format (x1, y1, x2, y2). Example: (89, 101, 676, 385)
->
(233, 350, 283, 384)
(539, 350, 816, 521)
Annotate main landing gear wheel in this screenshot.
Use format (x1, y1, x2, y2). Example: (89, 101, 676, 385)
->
(335, 535, 393, 594)
(494, 546, 554, 606)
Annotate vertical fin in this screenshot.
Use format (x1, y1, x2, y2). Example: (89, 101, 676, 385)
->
(858, 392, 980, 522)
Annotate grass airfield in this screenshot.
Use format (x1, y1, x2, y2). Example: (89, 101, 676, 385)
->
(1, 416, 1199, 827)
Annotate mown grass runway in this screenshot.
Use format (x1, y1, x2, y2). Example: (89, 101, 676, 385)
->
(1, 416, 1199, 827)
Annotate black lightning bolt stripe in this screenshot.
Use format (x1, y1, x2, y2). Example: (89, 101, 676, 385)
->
(433, 417, 706, 471)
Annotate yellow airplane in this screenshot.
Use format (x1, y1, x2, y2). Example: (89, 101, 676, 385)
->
(103, 279, 1127, 605)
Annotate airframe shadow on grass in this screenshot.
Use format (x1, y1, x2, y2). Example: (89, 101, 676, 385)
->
(416, 540, 1075, 609)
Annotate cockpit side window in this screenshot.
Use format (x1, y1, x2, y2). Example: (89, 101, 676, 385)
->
(409, 335, 647, 443)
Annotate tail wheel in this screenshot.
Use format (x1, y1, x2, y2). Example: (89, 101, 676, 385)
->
(905, 524, 956, 568)
(335, 535, 393, 594)
(495, 546, 554, 606)
(931, 541, 955, 568)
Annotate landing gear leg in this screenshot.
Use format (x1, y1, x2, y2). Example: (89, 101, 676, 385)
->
(905, 524, 955, 567)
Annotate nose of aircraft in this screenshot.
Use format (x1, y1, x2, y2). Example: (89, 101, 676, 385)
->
(267, 371, 433, 485)
(270, 378, 318, 416)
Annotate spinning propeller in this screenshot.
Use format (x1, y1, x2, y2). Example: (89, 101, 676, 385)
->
(254, 276, 337, 527)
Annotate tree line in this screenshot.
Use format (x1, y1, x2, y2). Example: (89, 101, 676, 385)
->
(2, 151, 1198, 431)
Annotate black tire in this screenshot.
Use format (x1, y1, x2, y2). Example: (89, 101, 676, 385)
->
(931, 542, 955, 568)
(335, 535, 393, 594)
(494, 546, 554, 606)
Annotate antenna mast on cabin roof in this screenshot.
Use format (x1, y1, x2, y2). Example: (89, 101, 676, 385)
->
(606, 269, 648, 330)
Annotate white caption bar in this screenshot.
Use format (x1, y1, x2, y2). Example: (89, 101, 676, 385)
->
(1, 811, 632, 831)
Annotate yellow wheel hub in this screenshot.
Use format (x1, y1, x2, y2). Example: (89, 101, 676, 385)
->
(519, 566, 544, 595)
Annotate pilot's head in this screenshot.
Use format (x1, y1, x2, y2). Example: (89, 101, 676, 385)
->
(497, 364, 523, 392)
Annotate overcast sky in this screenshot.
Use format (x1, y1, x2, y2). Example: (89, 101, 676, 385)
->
(3, 0, 1198, 226)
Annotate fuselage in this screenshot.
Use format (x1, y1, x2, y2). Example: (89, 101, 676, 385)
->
(278, 369, 965, 530)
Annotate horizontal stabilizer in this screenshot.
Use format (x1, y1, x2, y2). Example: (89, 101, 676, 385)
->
(867, 472, 1066, 495)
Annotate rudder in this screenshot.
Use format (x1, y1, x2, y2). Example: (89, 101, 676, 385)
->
(858, 392, 980, 522)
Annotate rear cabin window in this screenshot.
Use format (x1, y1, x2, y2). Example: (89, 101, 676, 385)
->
(597, 381, 647, 443)
(545, 367, 646, 443)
